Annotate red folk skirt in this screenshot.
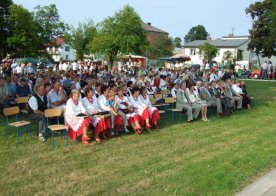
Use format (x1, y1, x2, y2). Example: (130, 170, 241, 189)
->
(138, 108, 150, 127)
(68, 117, 91, 140)
(151, 110, 160, 124)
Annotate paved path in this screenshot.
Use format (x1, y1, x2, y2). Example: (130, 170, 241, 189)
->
(237, 169, 276, 196)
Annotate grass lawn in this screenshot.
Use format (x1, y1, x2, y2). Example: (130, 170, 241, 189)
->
(0, 80, 276, 195)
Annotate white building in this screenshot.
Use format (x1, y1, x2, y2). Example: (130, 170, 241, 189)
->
(183, 35, 276, 67)
(183, 36, 249, 65)
(46, 37, 76, 62)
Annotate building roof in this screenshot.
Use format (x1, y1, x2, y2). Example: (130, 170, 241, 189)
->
(183, 39, 249, 48)
(48, 37, 65, 46)
(142, 22, 169, 34)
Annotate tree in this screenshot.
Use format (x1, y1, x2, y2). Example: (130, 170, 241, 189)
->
(246, 0, 275, 57)
(222, 50, 234, 65)
(8, 4, 40, 57)
(147, 36, 174, 59)
(33, 4, 68, 51)
(198, 42, 218, 63)
(89, 5, 148, 65)
(173, 37, 182, 48)
(66, 20, 97, 60)
(184, 25, 208, 43)
(0, 0, 13, 58)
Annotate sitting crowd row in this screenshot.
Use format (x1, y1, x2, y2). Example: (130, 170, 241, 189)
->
(0, 65, 252, 145)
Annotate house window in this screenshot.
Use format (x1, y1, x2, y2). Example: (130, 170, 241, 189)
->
(65, 46, 70, 51)
(48, 47, 52, 51)
(237, 50, 243, 61)
(190, 49, 196, 55)
(217, 49, 220, 57)
(55, 47, 59, 52)
(65, 55, 69, 60)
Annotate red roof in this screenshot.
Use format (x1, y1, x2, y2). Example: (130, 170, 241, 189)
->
(48, 36, 64, 46)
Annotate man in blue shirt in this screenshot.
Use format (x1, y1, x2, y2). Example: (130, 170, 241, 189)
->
(16, 78, 32, 97)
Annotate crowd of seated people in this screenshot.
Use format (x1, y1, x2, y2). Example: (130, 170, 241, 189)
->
(0, 58, 253, 145)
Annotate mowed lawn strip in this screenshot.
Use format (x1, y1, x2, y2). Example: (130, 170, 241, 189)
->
(0, 80, 276, 195)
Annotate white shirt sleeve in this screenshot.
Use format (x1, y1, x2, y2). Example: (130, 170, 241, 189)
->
(28, 96, 38, 110)
(97, 95, 111, 111)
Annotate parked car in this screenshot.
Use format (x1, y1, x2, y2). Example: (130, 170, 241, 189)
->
(250, 69, 261, 79)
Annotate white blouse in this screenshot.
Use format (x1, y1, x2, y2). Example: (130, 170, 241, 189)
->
(65, 98, 86, 116)
(82, 97, 100, 115)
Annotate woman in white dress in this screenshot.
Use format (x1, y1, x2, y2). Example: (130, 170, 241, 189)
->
(139, 86, 160, 129)
(64, 89, 91, 145)
(82, 88, 107, 143)
(187, 84, 209, 121)
(128, 87, 152, 132)
(115, 85, 142, 134)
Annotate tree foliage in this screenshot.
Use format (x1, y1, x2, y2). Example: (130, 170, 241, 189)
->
(33, 4, 68, 50)
(198, 42, 218, 63)
(66, 20, 97, 60)
(246, 0, 275, 57)
(223, 50, 234, 65)
(89, 5, 148, 65)
(173, 37, 182, 48)
(0, 0, 13, 58)
(8, 4, 40, 57)
(184, 25, 208, 43)
(147, 36, 174, 59)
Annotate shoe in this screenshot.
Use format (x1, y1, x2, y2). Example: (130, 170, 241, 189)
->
(95, 138, 102, 143)
(134, 129, 142, 134)
(124, 128, 130, 133)
(82, 136, 90, 141)
(110, 129, 115, 136)
(38, 136, 46, 142)
(82, 140, 92, 145)
(187, 120, 193, 123)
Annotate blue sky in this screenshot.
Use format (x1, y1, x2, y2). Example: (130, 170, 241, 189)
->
(14, 0, 256, 41)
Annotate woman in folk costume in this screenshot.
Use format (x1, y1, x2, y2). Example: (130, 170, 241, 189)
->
(64, 89, 91, 145)
(115, 85, 142, 134)
(139, 86, 160, 130)
(81, 87, 106, 143)
(128, 87, 152, 132)
(97, 85, 123, 137)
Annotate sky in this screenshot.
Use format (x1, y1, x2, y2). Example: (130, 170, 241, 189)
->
(14, 0, 256, 41)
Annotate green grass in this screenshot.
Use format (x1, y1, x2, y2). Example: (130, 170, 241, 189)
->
(1, 80, 276, 195)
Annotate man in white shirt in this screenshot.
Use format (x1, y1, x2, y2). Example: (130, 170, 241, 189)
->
(218, 68, 225, 79)
(261, 61, 268, 79)
(28, 84, 48, 142)
(47, 81, 67, 112)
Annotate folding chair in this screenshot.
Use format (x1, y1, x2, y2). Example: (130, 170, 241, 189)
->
(45, 108, 68, 148)
(150, 98, 162, 108)
(3, 106, 31, 144)
(16, 96, 29, 118)
(166, 99, 183, 122)
(154, 93, 163, 100)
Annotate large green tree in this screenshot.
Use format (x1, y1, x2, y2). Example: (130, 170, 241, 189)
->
(246, 0, 275, 57)
(147, 36, 174, 59)
(66, 20, 97, 60)
(89, 5, 148, 65)
(173, 37, 182, 48)
(0, 0, 13, 58)
(8, 4, 40, 57)
(33, 4, 68, 51)
(184, 25, 208, 43)
(198, 42, 218, 63)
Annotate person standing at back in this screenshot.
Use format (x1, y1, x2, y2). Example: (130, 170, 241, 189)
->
(261, 61, 268, 79)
